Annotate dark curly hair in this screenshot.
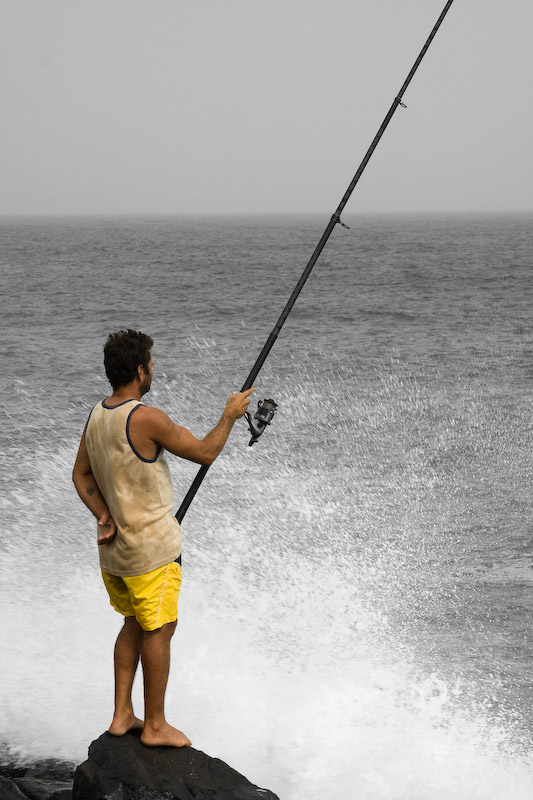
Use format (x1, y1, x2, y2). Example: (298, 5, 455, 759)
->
(104, 330, 154, 390)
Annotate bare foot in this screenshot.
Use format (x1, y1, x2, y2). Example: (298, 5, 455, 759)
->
(108, 713, 144, 736)
(140, 722, 191, 748)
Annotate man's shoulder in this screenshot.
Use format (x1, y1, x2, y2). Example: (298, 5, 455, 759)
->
(130, 405, 179, 448)
(135, 403, 165, 416)
(131, 404, 172, 429)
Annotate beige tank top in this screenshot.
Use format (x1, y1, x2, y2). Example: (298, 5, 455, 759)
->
(85, 399, 182, 577)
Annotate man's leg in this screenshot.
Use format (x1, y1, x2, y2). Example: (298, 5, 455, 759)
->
(108, 616, 144, 735)
(140, 621, 191, 747)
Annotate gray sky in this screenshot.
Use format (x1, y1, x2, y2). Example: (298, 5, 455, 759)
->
(1, 0, 532, 215)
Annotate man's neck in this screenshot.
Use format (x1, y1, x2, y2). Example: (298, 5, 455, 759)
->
(107, 381, 142, 405)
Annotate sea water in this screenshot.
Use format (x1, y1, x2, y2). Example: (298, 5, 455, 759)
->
(1, 213, 533, 798)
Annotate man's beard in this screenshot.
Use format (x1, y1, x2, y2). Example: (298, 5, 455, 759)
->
(140, 376, 152, 396)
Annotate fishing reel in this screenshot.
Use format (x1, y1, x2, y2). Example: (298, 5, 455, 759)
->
(245, 398, 278, 447)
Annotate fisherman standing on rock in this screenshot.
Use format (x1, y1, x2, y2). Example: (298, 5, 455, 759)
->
(72, 329, 253, 747)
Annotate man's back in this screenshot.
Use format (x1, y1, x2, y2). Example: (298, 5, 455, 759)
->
(86, 398, 181, 577)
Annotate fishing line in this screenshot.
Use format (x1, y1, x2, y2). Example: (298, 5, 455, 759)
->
(176, 0, 455, 524)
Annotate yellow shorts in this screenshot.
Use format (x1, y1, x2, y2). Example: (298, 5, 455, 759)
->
(101, 561, 182, 631)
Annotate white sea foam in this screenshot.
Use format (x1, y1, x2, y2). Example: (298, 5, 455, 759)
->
(2, 529, 533, 799)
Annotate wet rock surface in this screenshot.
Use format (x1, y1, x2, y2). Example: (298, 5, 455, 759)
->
(0, 759, 75, 800)
(1, 734, 279, 800)
(74, 732, 279, 800)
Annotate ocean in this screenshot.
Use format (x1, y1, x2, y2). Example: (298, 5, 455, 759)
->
(1, 212, 533, 798)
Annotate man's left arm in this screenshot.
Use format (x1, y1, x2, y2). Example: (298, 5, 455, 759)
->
(72, 430, 116, 545)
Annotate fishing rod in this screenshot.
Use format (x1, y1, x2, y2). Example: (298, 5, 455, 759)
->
(176, 0, 455, 525)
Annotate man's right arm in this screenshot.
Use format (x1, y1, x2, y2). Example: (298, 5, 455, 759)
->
(143, 388, 254, 466)
(72, 430, 117, 545)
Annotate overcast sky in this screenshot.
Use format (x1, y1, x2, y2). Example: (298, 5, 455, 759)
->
(1, 0, 532, 215)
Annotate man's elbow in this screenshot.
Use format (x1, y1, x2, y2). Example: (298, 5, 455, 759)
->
(196, 446, 217, 467)
(72, 470, 82, 496)
(72, 465, 88, 491)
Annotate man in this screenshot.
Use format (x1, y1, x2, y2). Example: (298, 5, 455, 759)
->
(72, 329, 253, 748)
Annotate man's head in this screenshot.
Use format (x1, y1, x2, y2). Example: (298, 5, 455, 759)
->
(104, 330, 154, 393)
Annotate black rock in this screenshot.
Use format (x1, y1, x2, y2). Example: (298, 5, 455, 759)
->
(73, 732, 279, 800)
(0, 776, 27, 800)
(0, 759, 75, 800)
(12, 779, 72, 800)
(0, 759, 75, 785)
